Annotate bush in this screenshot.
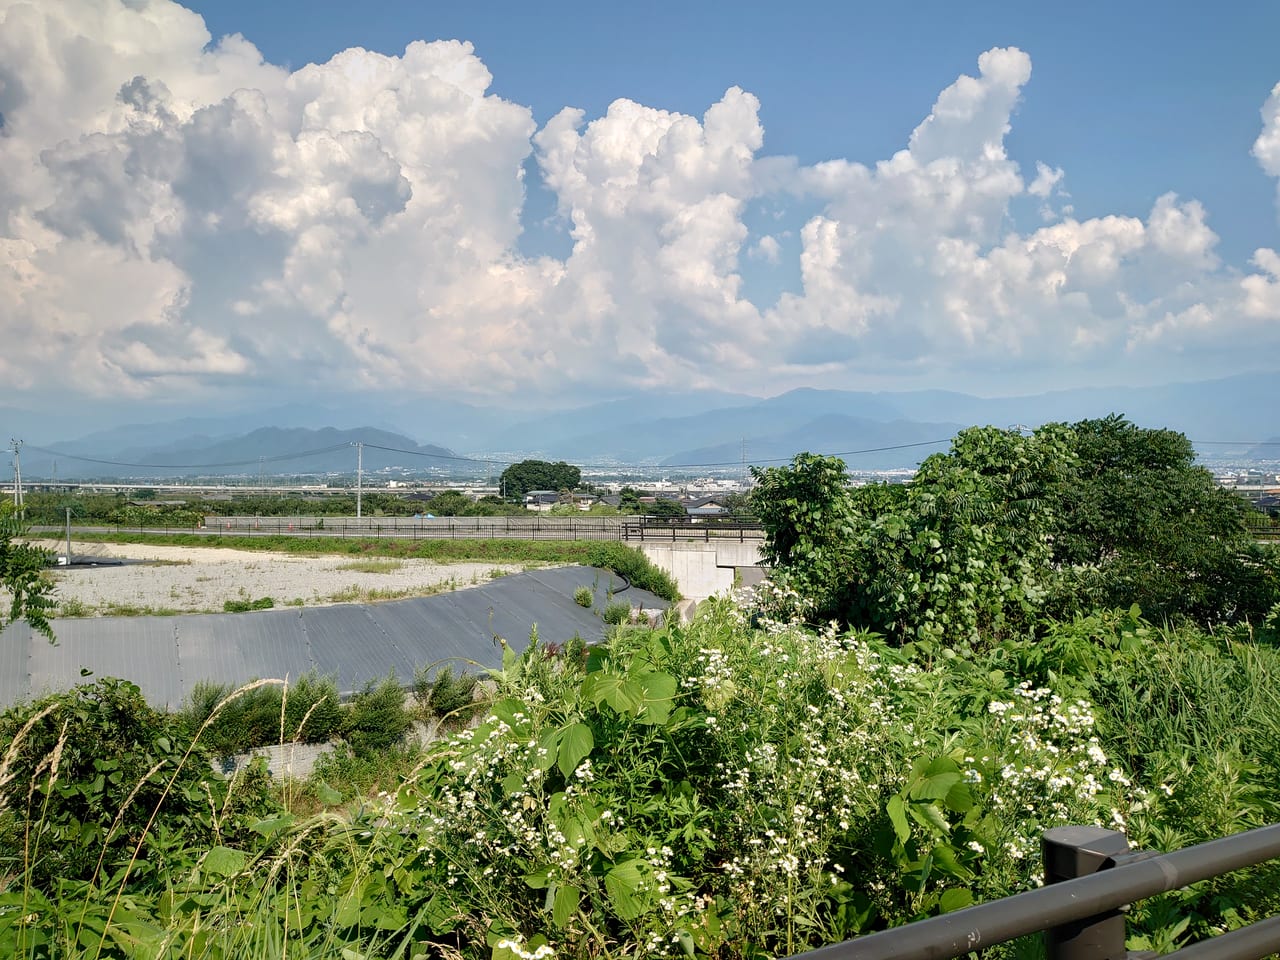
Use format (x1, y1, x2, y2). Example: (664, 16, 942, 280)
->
(601, 600, 632, 625)
(412, 664, 481, 727)
(344, 675, 412, 756)
(0, 678, 275, 893)
(573, 585, 594, 608)
(180, 672, 342, 755)
(583, 541, 679, 601)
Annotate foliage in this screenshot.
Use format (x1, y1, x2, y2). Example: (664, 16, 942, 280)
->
(0, 501, 54, 640)
(1045, 415, 1280, 626)
(753, 418, 1279, 642)
(644, 497, 687, 519)
(601, 600, 632, 625)
(223, 595, 275, 613)
(0, 677, 276, 895)
(574, 586, 594, 608)
(343, 675, 413, 757)
(583, 541, 680, 602)
(2, 603, 1279, 958)
(753, 427, 1075, 645)
(180, 673, 343, 756)
(413, 664, 483, 727)
(500, 460, 583, 501)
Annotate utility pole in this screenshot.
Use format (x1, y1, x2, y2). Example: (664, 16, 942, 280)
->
(10, 439, 23, 514)
(355, 441, 364, 519)
(741, 437, 748, 487)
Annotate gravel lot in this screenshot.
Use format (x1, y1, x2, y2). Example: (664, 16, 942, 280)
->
(37, 540, 522, 616)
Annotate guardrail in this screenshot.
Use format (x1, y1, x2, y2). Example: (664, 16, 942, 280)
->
(793, 824, 1280, 960)
(621, 517, 764, 542)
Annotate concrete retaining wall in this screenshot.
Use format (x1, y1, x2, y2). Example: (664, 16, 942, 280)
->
(640, 541, 766, 601)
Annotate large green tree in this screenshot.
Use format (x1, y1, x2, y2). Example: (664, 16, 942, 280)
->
(499, 459, 581, 501)
(1046, 415, 1279, 625)
(753, 417, 1278, 644)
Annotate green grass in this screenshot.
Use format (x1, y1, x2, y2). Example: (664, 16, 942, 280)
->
(336, 558, 404, 573)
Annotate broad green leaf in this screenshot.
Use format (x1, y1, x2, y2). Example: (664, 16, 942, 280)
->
(557, 722, 594, 778)
(251, 814, 295, 838)
(938, 888, 974, 913)
(552, 883, 580, 928)
(887, 795, 910, 845)
(908, 801, 951, 835)
(203, 845, 245, 878)
(535, 729, 562, 772)
(604, 860, 648, 920)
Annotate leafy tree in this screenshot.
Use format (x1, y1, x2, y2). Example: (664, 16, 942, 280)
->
(752, 452, 859, 620)
(754, 427, 1076, 644)
(618, 486, 642, 514)
(1046, 415, 1280, 626)
(499, 459, 582, 501)
(645, 497, 688, 519)
(754, 418, 1280, 645)
(0, 501, 53, 640)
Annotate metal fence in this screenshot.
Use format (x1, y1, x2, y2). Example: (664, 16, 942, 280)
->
(621, 517, 764, 542)
(197, 515, 629, 540)
(792, 823, 1280, 960)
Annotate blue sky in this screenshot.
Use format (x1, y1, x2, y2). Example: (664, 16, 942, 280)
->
(1, 0, 1278, 423)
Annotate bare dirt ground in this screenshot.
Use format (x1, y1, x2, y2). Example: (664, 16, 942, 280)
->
(35, 540, 522, 617)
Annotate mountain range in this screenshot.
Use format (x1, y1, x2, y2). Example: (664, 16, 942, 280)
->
(4, 371, 1277, 479)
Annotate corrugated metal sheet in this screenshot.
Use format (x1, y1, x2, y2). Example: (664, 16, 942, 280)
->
(1, 566, 667, 710)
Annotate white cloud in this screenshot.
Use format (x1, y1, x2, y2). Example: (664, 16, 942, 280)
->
(749, 235, 781, 263)
(0, 5, 1278, 412)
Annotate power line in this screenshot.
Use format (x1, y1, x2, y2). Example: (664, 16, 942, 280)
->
(21, 442, 353, 470)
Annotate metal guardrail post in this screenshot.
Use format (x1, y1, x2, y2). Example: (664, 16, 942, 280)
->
(1043, 826, 1132, 960)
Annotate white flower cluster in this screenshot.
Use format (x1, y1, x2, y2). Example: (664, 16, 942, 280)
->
(976, 682, 1134, 869)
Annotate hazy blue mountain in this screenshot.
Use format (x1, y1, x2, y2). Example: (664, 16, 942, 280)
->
(9, 370, 1277, 477)
(485, 390, 756, 455)
(662, 416, 963, 470)
(19, 427, 459, 479)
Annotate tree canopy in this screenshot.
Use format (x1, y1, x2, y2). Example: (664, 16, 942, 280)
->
(499, 460, 582, 501)
(752, 417, 1280, 645)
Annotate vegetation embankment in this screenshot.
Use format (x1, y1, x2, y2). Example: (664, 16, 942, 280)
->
(1, 415, 1277, 958)
(59, 534, 680, 602)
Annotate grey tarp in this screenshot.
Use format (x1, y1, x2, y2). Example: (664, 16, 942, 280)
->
(1, 566, 666, 709)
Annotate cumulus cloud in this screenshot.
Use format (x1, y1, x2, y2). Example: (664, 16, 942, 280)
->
(1, 2, 1278, 412)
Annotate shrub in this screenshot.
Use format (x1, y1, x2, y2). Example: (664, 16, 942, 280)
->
(180, 672, 342, 755)
(0, 677, 275, 893)
(412, 664, 482, 727)
(573, 585, 594, 608)
(601, 600, 632, 625)
(584, 541, 679, 601)
(344, 675, 412, 756)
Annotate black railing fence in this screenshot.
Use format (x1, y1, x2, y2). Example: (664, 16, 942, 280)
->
(792, 824, 1280, 960)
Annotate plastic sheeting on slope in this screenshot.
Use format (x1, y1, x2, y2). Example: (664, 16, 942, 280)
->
(0, 566, 667, 709)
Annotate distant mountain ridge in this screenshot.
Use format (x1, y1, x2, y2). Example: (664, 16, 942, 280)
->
(22, 427, 458, 479)
(7, 371, 1276, 477)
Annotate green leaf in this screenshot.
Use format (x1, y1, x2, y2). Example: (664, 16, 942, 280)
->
(250, 814, 295, 838)
(635, 670, 678, 725)
(604, 860, 648, 920)
(887, 795, 910, 845)
(535, 729, 562, 772)
(552, 883, 581, 928)
(908, 801, 951, 836)
(938, 888, 974, 913)
(203, 845, 245, 878)
(557, 722, 594, 779)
